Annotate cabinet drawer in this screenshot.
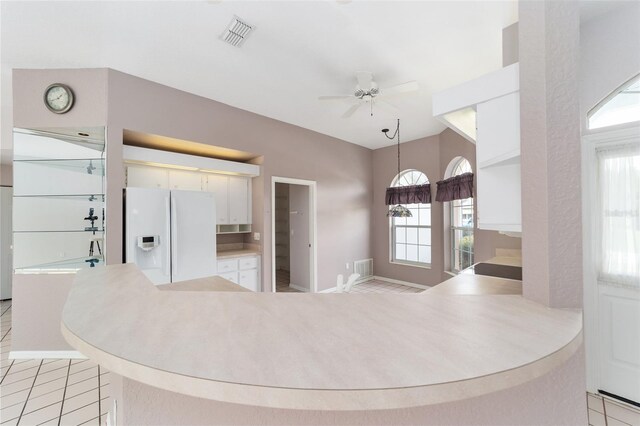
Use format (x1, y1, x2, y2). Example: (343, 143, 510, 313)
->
(238, 269, 258, 292)
(238, 256, 258, 270)
(218, 271, 238, 284)
(217, 259, 238, 273)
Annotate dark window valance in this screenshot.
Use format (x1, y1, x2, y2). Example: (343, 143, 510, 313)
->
(385, 184, 432, 205)
(436, 172, 474, 202)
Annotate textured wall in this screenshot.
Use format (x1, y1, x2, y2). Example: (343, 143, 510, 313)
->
(519, 0, 583, 309)
(119, 347, 587, 425)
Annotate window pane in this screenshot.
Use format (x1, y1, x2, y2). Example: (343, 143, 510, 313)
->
(406, 245, 418, 262)
(406, 208, 419, 226)
(394, 216, 406, 226)
(395, 244, 406, 260)
(419, 245, 431, 264)
(395, 227, 406, 243)
(419, 207, 431, 226)
(406, 227, 418, 244)
(418, 228, 431, 246)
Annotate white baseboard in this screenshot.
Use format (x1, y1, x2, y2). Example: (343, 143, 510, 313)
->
(373, 276, 431, 290)
(288, 283, 310, 293)
(9, 350, 87, 360)
(319, 286, 336, 293)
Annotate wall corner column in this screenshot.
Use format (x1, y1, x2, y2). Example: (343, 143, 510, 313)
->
(519, 0, 583, 309)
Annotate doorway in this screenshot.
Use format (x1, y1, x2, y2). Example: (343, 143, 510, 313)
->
(271, 177, 317, 293)
(583, 127, 640, 406)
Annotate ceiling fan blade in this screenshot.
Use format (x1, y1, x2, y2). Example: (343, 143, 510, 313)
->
(318, 95, 353, 101)
(341, 103, 362, 118)
(356, 71, 373, 90)
(375, 99, 400, 115)
(379, 81, 419, 98)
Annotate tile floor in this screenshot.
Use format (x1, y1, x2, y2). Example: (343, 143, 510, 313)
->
(0, 300, 110, 426)
(326, 279, 425, 294)
(587, 392, 640, 426)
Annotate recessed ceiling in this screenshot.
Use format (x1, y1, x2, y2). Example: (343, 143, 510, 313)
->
(1, 1, 518, 150)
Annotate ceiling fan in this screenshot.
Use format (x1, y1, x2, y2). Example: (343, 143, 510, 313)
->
(319, 72, 419, 118)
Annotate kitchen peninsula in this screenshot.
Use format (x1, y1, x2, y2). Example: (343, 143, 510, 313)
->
(61, 263, 582, 422)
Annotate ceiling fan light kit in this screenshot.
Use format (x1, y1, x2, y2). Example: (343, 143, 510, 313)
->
(319, 72, 419, 118)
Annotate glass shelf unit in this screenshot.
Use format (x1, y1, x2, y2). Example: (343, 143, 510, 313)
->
(13, 128, 106, 274)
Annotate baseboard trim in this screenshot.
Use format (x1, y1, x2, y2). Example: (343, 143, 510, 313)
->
(9, 350, 87, 360)
(288, 283, 310, 293)
(373, 276, 431, 290)
(319, 287, 336, 293)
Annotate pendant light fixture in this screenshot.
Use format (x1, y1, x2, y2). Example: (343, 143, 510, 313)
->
(383, 119, 412, 218)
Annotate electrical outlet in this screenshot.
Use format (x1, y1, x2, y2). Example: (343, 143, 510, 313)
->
(253, 232, 260, 241)
(346, 263, 350, 270)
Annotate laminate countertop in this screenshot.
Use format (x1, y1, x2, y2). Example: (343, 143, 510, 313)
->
(216, 249, 261, 259)
(61, 264, 581, 411)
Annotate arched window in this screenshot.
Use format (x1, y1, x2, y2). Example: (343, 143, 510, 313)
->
(588, 74, 640, 130)
(389, 170, 431, 267)
(448, 158, 474, 273)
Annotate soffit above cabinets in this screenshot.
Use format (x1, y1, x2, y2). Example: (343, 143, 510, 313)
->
(123, 146, 260, 178)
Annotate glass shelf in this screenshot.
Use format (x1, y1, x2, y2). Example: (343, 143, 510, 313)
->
(13, 128, 107, 272)
(15, 255, 104, 274)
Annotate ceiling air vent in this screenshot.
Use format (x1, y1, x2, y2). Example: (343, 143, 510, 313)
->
(221, 16, 254, 47)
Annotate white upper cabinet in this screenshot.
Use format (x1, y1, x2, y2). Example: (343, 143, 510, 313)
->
(476, 92, 521, 167)
(205, 174, 230, 224)
(228, 176, 250, 224)
(127, 166, 169, 189)
(168, 170, 204, 191)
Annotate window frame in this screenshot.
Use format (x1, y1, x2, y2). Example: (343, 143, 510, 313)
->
(388, 169, 432, 268)
(447, 158, 475, 274)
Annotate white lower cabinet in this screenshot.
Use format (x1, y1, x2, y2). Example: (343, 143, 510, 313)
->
(217, 255, 260, 292)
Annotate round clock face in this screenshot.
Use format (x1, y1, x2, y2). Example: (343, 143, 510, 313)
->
(44, 84, 74, 113)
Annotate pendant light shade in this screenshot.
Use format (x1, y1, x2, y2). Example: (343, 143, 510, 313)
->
(383, 119, 412, 218)
(387, 204, 412, 217)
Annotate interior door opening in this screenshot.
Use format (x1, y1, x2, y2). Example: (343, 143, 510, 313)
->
(271, 178, 316, 293)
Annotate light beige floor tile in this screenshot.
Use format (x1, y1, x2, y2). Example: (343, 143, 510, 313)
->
(29, 376, 68, 400)
(66, 366, 98, 386)
(62, 389, 99, 415)
(23, 386, 65, 415)
(18, 401, 62, 426)
(64, 376, 99, 399)
(0, 387, 30, 410)
(606, 416, 631, 426)
(0, 375, 36, 396)
(1, 361, 41, 386)
(0, 401, 26, 425)
(587, 394, 604, 413)
(588, 408, 606, 426)
(604, 399, 640, 425)
(59, 401, 100, 426)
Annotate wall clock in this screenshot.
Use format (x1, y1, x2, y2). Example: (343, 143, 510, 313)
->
(44, 83, 74, 114)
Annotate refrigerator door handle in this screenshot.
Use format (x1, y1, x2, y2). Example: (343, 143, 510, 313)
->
(164, 196, 171, 278)
(171, 196, 178, 278)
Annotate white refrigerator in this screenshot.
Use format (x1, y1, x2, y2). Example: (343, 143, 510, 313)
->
(125, 188, 217, 285)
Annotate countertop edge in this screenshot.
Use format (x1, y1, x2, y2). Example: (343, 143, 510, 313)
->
(61, 322, 583, 411)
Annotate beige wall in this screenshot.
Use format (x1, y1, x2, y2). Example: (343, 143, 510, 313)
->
(105, 69, 373, 293)
(372, 129, 521, 287)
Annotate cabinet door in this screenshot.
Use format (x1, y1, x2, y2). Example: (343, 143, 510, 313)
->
(168, 170, 203, 191)
(228, 177, 249, 224)
(238, 268, 258, 292)
(476, 164, 521, 232)
(206, 175, 229, 224)
(127, 166, 169, 189)
(476, 92, 520, 166)
(219, 271, 239, 284)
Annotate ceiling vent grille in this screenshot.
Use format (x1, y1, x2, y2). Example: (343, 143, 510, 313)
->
(221, 16, 254, 47)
